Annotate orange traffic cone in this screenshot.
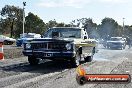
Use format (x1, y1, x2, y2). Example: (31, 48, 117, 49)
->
(0, 42, 4, 60)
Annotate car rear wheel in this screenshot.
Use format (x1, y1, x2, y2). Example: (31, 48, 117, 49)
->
(28, 56, 39, 65)
(85, 48, 94, 62)
(84, 56, 93, 62)
(120, 46, 124, 50)
(122, 47, 123, 50)
(123, 46, 125, 49)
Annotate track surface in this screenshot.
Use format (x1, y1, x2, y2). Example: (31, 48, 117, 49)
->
(0, 45, 132, 88)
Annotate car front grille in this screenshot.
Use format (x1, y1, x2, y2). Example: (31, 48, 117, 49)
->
(31, 42, 67, 50)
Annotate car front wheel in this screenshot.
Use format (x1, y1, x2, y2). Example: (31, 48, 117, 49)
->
(70, 53, 81, 67)
(28, 56, 39, 65)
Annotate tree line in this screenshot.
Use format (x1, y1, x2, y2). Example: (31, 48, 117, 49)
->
(0, 5, 132, 39)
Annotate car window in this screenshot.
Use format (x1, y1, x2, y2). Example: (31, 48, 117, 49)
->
(44, 28, 81, 38)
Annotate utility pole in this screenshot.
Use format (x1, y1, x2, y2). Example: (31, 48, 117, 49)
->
(23, 2, 26, 38)
(123, 18, 125, 37)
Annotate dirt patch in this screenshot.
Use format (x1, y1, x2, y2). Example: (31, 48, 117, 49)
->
(3, 47, 24, 59)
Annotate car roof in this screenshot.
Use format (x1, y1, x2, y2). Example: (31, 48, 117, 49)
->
(111, 37, 122, 38)
(52, 27, 82, 30)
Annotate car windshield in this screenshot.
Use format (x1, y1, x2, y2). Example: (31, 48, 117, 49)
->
(20, 35, 34, 38)
(110, 38, 122, 41)
(25, 35, 34, 38)
(44, 28, 81, 38)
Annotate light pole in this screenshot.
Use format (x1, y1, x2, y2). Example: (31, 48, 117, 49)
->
(23, 2, 26, 38)
(123, 18, 125, 37)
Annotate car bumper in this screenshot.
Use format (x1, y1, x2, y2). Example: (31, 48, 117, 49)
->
(108, 44, 124, 48)
(23, 50, 75, 59)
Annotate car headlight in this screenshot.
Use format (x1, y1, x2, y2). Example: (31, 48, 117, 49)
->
(66, 43, 71, 50)
(26, 43, 31, 49)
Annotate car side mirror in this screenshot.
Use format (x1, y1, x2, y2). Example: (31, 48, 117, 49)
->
(84, 36, 87, 39)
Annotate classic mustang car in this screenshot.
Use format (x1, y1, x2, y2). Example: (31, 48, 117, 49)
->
(106, 37, 126, 49)
(23, 27, 97, 67)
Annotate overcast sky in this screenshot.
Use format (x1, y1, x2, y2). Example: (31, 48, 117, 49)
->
(0, 0, 132, 25)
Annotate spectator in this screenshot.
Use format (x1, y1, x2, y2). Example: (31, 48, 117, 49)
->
(126, 37, 131, 49)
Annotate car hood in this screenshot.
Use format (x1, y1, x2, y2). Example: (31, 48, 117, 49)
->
(107, 41, 125, 43)
(28, 38, 72, 43)
(17, 38, 34, 41)
(27, 38, 96, 45)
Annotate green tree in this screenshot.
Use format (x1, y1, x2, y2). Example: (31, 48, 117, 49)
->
(0, 5, 23, 37)
(83, 18, 98, 38)
(124, 25, 132, 38)
(99, 17, 119, 39)
(64, 24, 71, 27)
(56, 22, 65, 27)
(25, 12, 46, 35)
(71, 18, 98, 39)
(46, 19, 57, 28)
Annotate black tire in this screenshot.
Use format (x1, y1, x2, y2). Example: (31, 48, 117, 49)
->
(123, 46, 125, 49)
(122, 47, 123, 50)
(84, 56, 93, 62)
(9, 41, 13, 45)
(123, 45, 126, 49)
(107, 45, 110, 49)
(3, 40, 13, 45)
(70, 54, 81, 67)
(120, 47, 124, 50)
(85, 48, 94, 62)
(28, 56, 39, 65)
(3, 40, 8, 45)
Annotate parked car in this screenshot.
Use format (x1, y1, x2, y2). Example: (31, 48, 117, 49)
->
(16, 33, 41, 46)
(106, 37, 126, 49)
(0, 35, 16, 45)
